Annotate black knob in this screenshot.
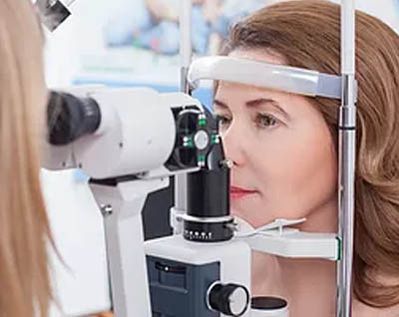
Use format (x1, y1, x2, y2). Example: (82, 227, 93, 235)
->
(251, 296, 289, 317)
(251, 296, 288, 310)
(208, 283, 250, 317)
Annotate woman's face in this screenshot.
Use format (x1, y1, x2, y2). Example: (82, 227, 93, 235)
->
(214, 50, 338, 230)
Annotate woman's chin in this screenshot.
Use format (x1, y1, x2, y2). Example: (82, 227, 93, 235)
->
(230, 207, 273, 228)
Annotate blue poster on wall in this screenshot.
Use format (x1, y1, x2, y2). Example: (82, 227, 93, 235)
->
(69, 0, 268, 107)
(103, 0, 266, 55)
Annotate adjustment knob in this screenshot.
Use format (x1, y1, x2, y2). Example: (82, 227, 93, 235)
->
(208, 283, 250, 316)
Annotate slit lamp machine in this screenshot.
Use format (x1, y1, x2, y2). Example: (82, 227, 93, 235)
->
(38, 0, 357, 316)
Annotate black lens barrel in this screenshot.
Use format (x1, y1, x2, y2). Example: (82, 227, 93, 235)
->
(185, 138, 232, 243)
(47, 91, 101, 145)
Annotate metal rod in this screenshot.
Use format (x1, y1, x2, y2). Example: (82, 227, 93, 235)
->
(337, 0, 357, 316)
(179, 0, 192, 94)
(175, 0, 193, 222)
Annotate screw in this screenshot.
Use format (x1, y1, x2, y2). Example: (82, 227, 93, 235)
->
(100, 204, 113, 216)
(221, 159, 234, 169)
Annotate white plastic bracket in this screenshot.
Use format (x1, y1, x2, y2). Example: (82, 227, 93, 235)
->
(234, 218, 339, 261)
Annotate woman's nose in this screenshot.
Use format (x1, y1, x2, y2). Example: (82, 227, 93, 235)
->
(221, 123, 247, 167)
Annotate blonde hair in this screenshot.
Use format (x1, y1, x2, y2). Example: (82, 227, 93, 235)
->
(223, 0, 399, 308)
(0, 1, 51, 316)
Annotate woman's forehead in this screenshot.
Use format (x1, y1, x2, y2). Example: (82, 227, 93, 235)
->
(214, 79, 321, 121)
(215, 80, 291, 105)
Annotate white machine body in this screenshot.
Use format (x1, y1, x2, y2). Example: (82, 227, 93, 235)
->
(251, 307, 289, 317)
(43, 87, 203, 179)
(42, 169, 110, 316)
(145, 234, 252, 316)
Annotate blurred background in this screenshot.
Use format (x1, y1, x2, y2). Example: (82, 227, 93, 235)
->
(42, 0, 399, 240)
(44, 0, 399, 90)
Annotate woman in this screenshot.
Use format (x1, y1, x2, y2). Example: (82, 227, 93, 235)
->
(0, 0, 52, 316)
(214, 0, 399, 316)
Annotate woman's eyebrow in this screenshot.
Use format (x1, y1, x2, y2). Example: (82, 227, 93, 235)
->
(246, 98, 290, 120)
(214, 99, 228, 109)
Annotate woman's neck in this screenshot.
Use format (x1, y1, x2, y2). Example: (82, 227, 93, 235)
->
(251, 197, 339, 316)
(252, 253, 337, 317)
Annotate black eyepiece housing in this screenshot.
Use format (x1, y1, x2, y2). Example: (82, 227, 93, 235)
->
(47, 91, 101, 145)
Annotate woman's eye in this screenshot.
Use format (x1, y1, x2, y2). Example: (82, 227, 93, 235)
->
(216, 114, 232, 127)
(256, 113, 278, 128)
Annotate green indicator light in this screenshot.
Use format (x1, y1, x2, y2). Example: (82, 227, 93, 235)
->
(183, 136, 193, 147)
(198, 154, 205, 162)
(210, 134, 219, 144)
(183, 137, 193, 145)
(337, 237, 342, 261)
(198, 118, 207, 127)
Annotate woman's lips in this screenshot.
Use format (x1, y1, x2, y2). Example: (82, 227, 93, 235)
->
(230, 186, 258, 200)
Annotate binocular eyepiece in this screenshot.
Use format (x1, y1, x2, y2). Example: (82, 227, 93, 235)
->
(47, 91, 101, 146)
